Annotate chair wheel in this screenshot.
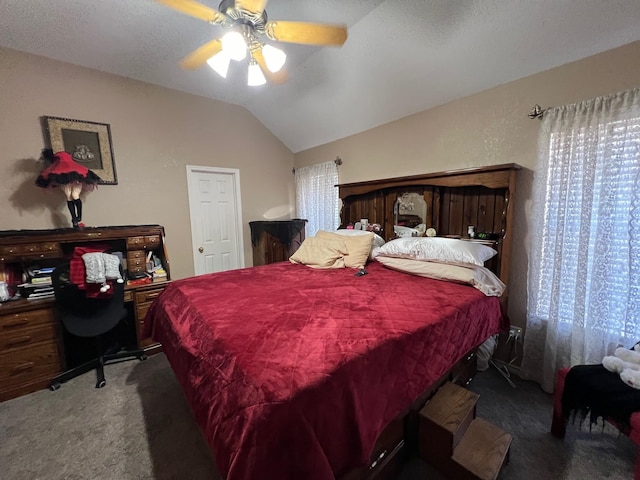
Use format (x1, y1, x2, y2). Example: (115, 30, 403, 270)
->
(96, 379, 106, 388)
(50, 382, 61, 391)
(139, 354, 148, 361)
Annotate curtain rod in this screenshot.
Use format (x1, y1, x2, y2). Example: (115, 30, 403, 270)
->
(292, 156, 342, 175)
(528, 104, 546, 119)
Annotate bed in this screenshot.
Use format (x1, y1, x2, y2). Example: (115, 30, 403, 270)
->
(144, 163, 520, 480)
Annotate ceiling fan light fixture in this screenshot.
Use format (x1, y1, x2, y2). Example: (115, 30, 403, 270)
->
(247, 60, 266, 86)
(158, 0, 349, 85)
(262, 44, 286, 73)
(206, 52, 231, 78)
(221, 30, 247, 61)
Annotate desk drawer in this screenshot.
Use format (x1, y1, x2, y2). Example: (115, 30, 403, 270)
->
(134, 286, 165, 350)
(127, 257, 146, 271)
(21, 242, 61, 256)
(144, 235, 161, 248)
(127, 235, 161, 250)
(0, 341, 61, 388)
(135, 314, 158, 349)
(127, 236, 145, 249)
(135, 287, 164, 305)
(0, 243, 61, 261)
(127, 250, 146, 272)
(0, 309, 56, 332)
(136, 303, 152, 321)
(127, 250, 146, 260)
(0, 323, 57, 352)
(0, 245, 21, 256)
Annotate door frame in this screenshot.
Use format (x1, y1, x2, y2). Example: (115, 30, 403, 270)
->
(186, 165, 245, 275)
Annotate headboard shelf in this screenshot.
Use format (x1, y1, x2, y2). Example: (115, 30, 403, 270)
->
(337, 163, 521, 291)
(337, 163, 521, 198)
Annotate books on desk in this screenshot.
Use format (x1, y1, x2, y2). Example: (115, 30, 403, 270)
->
(26, 266, 54, 282)
(16, 264, 56, 299)
(30, 276, 52, 285)
(17, 283, 54, 300)
(26, 290, 55, 300)
(152, 268, 167, 283)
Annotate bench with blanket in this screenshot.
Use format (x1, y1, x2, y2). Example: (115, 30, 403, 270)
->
(551, 366, 640, 479)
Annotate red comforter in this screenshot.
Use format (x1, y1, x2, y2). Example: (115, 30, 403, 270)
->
(145, 261, 506, 480)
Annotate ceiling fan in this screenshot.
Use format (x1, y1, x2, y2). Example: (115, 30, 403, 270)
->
(156, 0, 348, 86)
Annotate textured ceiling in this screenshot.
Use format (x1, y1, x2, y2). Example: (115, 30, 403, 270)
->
(1, 0, 640, 153)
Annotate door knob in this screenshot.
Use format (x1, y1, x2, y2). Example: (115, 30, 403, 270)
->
(198, 247, 204, 253)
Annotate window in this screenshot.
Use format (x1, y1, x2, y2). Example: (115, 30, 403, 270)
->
(294, 161, 340, 237)
(521, 88, 640, 392)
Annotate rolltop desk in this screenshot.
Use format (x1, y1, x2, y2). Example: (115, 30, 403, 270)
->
(0, 225, 170, 402)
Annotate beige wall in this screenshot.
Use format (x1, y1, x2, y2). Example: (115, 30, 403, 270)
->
(294, 41, 640, 329)
(0, 47, 295, 280)
(3, 42, 639, 327)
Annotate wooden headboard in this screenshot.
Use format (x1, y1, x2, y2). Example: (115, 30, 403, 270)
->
(336, 163, 521, 288)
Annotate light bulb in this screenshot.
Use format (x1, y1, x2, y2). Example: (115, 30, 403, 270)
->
(262, 44, 286, 73)
(221, 31, 247, 61)
(247, 61, 266, 86)
(206, 52, 230, 78)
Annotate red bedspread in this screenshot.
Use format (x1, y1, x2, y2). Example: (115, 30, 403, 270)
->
(145, 261, 506, 480)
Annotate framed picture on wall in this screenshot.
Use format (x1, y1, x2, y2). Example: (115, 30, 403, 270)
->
(43, 116, 118, 185)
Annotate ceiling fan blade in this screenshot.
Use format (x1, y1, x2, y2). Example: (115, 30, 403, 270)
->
(155, 0, 226, 23)
(252, 47, 288, 84)
(235, 0, 268, 14)
(180, 38, 223, 69)
(265, 21, 347, 46)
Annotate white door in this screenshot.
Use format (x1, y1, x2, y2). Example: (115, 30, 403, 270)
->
(186, 165, 244, 275)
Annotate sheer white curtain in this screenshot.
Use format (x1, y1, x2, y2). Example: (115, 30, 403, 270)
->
(295, 161, 340, 238)
(521, 88, 640, 392)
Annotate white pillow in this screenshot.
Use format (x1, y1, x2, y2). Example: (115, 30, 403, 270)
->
(375, 256, 505, 297)
(372, 236, 496, 267)
(334, 229, 385, 248)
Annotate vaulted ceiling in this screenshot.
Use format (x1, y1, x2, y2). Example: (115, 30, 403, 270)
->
(1, 0, 639, 153)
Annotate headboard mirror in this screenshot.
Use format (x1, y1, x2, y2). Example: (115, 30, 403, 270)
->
(394, 192, 427, 237)
(337, 163, 521, 293)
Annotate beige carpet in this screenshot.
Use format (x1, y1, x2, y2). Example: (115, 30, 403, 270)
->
(0, 354, 635, 479)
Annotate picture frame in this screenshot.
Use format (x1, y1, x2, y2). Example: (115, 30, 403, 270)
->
(44, 116, 118, 185)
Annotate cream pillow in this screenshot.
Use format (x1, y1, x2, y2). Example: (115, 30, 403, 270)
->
(315, 230, 374, 269)
(331, 229, 385, 261)
(289, 237, 347, 269)
(375, 256, 505, 296)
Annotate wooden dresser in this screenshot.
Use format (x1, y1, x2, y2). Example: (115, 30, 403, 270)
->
(249, 219, 307, 266)
(0, 225, 170, 402)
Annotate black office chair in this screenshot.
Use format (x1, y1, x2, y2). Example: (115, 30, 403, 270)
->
(49, 262, 146, 390)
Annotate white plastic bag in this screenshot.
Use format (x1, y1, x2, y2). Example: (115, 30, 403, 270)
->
(477, 335, 498, 371)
